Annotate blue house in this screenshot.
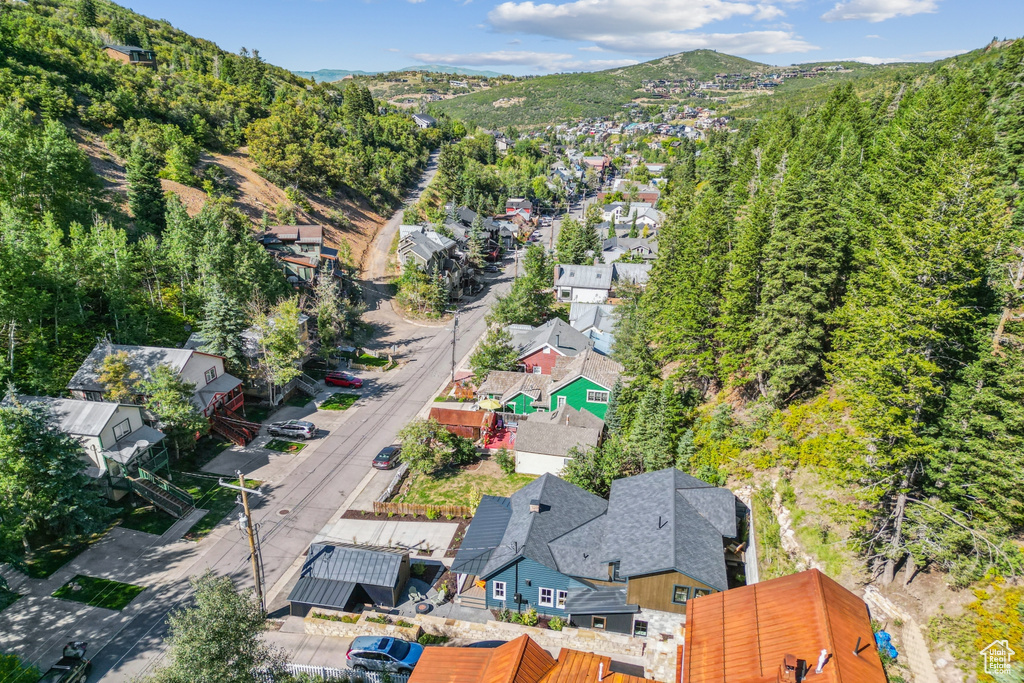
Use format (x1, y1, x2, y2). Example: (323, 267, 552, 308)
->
(451, 470, 741, 636)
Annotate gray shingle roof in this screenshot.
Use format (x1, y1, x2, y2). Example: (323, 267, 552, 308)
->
(549, 348, 623, 393)
(479, 474, 608, 579)
(569, 303, 618, 335)
(599, 469, 736, 591)
(400, 230, 455, 262)
(554, 264, 614, 290)
(509, 318, 593, 359)
(67, 342, 197, 393)
(612, 262, 652, 286)
(564, 587, 638, 614)
(451, 495, 512, 575)
(513, 405, 602, 457)
(547, 514, 608, 579)
(299, 543, 405, 587)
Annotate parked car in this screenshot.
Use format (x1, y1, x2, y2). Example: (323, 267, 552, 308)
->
(325, 371, 363, 388)
(267, 420, 317, 440)
(37, 642, 91, 683)
(346, 636, 423, 674)
(373, 445, 401, 470)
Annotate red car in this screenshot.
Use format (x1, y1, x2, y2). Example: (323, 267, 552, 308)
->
(325, 371, 363, 388)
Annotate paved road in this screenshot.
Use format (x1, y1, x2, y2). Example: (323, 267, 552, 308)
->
(87, 158, 514, 681)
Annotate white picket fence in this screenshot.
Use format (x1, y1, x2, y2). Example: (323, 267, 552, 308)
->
(260, 664, 411, 683)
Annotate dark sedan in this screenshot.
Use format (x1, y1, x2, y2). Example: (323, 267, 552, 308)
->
(373, 445, 401, 470)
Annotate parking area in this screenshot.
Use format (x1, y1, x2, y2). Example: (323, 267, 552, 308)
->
(312, 519, 459, 560)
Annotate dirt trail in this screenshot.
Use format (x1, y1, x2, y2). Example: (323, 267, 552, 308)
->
(71, 127, 384, 264)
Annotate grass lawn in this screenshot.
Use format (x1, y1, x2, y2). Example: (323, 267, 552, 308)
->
(396, 463, 535, 508)
(283, 393, 312, 408)
(341, 351, 390, 367)
(174, 473, 261, 541)
(0, 588, 20, 612)
(116, 502, 177, 536)
(265, 439, 306, 453)
(175, 436, 232, 472)
(52, 575, 146, 611)
(240, 403, 273, 424)
(320, 392, 359, 411)
(22, 526, 111, 579)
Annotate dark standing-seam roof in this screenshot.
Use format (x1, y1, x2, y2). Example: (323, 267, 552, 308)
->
(452, 495, 513, 575)
(299, 543, 404, 586)
(564, 587, 638, 615)
(288, 577, 356, 610)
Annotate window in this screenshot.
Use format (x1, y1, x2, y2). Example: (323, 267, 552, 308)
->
(204, 367, 218, 384)
(611, 561, 622, 582)
(493, 581, 506, 600)
(557, 396, 567, 408)
(560, 288, 572, 299)
(539, 588, 554, 607)
(556, 590, 568, 609)
(587, 390, 610, 403)
(693, 588, 712, 599)
(633, 620, 649, 637)
(672, 585, 689, 605)
(592, 616, 606, 630)
(533, 366, 542, 374)
(113, 419, 132, 441)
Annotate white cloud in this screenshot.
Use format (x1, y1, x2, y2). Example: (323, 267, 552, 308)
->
(578, 45, 604, 51)
(821, 0, 937, 22)
(865, 33, 882, 38)
(911, 48, 967, 59)
(840, 48, 966, 64)
(486, 0, 816, 55)
(410, 50, 637, 71)
(386, 47, 401, 52)
(843, 55, 903, 64)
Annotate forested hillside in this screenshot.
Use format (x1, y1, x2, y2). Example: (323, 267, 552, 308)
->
(0, 0, 451, 396)
(563, 40, 1024, 672)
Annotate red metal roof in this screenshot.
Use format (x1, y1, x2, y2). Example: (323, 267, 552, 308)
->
(681, 569, 886, 683)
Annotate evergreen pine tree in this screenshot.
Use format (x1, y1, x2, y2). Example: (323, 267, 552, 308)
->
(79, 0, 97, 27)
(605, 380, 623, 435)
(629, 214, 638, 238)
(127, 140, 167, 233)
(607, 215, 616, 239)
(198, 281, 247, 371)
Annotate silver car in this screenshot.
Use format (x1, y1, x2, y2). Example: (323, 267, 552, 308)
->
(267, 420, 317, 440)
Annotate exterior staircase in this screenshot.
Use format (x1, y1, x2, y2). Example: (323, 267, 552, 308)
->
(295, 373, 320, 397)
(456, 583, 487, 609)
(212, 412, 262, 446)
(130, 470, 195, 519)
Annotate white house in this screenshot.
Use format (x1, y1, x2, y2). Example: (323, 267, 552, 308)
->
(513, 405, 603, 475)
(3, 394, 167, 499)
(553, 263, 652, 302)
(67, 342, 244, 418)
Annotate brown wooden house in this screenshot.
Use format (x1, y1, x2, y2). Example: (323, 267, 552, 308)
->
(103, 45, 157, 67)
(428, 407, 496, 440)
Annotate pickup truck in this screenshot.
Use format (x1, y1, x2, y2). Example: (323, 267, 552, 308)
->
(37, 642, 91, 683)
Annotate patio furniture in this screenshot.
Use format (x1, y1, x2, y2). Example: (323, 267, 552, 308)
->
(430, 588, 447, 606)
(407, 587, 423, 602)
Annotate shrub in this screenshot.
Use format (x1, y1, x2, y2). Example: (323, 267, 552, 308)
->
(509, 611, 524, 624)
(426, 508, 439, 520)
(418, 633, 450, 645)
(495, 448, 515, 475)
(548, 616, 565, 631)
(396, 619, 415, 628)
(521, 609, 539, 627)
(312, 612, 359, 623)
(411, 564, 426, 577)
(366, 614, 392, 624)
(497, 607, 513, 622)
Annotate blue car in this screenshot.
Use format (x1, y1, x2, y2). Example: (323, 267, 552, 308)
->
(346, 636, 423, 673)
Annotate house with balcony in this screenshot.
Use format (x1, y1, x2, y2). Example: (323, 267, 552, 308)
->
(260, 224, 326, 285)
(103, 44, 157, 67)
(554, 263, 652, 303)
(451, 469, 741, 637)
(399, 226, 467, 297)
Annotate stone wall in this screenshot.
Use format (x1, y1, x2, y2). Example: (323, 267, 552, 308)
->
(416, 616, 646, 658)
(304, 609, 423, 641)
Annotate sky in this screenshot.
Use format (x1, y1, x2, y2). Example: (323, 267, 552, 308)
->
(122, 0, 1024, 75)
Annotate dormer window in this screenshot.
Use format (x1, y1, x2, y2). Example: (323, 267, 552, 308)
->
(204, 367, 217, 384)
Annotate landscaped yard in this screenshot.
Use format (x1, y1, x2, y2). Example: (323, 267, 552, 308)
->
(52, 575, 146, 610)
(395, 458, 535, 508)
(341, 351, 390, 367)
(116, 502, 178, 536)
(179, 473, 261, 541)
(21, 526, 112, 579)
(320, 392, 359, 411)
(282, 393, 312, 408)
(265, 439, 306, 453)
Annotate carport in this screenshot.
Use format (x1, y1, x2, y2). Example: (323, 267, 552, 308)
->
(288, 542, 410, 617)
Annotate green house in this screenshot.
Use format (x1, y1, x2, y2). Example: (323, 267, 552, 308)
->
(476, 349, 623, 420)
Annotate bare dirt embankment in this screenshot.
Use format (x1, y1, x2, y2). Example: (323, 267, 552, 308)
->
(72, 127, 386, 269)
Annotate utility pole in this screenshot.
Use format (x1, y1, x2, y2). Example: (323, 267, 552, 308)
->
(219, 473, 265, 610)
(450, 307, 458, 385)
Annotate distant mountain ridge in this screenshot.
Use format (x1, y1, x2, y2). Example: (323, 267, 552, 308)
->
(292, 65, 505, 82)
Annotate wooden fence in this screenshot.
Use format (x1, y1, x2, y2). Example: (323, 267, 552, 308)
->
(372, 501, 474, 518)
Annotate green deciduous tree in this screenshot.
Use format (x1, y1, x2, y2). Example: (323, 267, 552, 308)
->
(143, 364, 209, 460)
(146, 570, 287, 683)
(247, 297, 306, 405)
(469, 325, 520, 382)
(397, 418, 477, 475)
(100, 350, 142, 404)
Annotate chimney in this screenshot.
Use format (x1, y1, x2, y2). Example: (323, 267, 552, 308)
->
(530, 499, 541, 513)
(778, 654, 798, 683)
(555, 333, 560, 348)
(598, 663, 604, 681)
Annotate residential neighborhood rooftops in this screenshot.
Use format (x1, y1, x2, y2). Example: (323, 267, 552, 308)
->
(569, 303, 617, 335)
(5, 395, 121, 437)
(67, 343, 199, 393)
(554, 264, 614, 290)
(513, 405, 603, 457)
(101, 425, 166, 465)
(682, 569, 886, 683)
(262, 224, 323, 244)
(401, 228, 457, 262)
(450, 495, 513, 575)
(510, 318, 593, 359)
(477, 474, 609, 579)
(600, 468, 737, 591)
(562, 587, 637, 615)
(550, 348, 623, 393)
(477, 371, 552, 405)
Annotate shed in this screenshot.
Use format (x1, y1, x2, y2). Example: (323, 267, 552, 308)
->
(287, 543, 410, 617)
(428, 407, 496, 440)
